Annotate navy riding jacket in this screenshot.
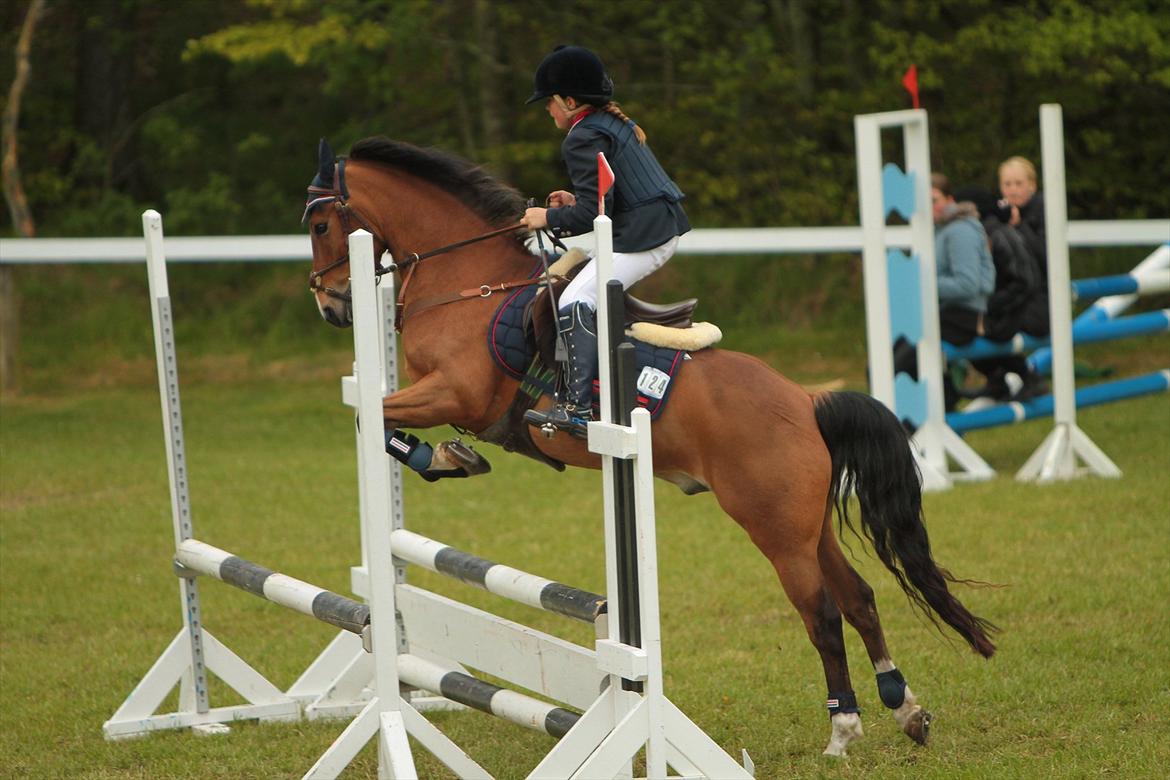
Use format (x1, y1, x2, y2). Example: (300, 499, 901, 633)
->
(545, 110, 690, 253)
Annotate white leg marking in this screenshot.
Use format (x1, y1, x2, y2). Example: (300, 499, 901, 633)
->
(823, 712, 863, 757)
(892, 683, 920, 729)
(429, 443, 457, 471)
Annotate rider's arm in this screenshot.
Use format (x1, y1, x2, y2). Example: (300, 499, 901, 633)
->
(545, 127, 614, 237)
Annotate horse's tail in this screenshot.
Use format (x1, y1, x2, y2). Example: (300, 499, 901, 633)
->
(813, 390, 997, 658)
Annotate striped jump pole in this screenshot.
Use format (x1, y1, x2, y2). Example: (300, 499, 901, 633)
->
(389, 528, 606, 625)
(396, 654, 580, 739)
(174, 539, 371, 641)
(947, 370, 1170, 434)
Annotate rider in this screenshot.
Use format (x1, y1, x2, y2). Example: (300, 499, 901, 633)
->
(520, 45, 690, 436)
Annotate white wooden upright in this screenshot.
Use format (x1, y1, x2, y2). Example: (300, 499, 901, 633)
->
(302, 228, 417, 778)
(102, 211, 302, 740)
(525, 174, 754, 778)
(1016, 105, 1121, 482)
(855, 110, 994, 490)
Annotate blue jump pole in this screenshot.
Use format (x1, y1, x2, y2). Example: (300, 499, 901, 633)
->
(942, 309, 1170, 363)
(1030, 308, 1170, 375)
(946, 370, 1170, 433)
(1071, 274, 1144, 301)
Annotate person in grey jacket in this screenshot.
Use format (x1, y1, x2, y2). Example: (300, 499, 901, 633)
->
(521, 45, 690, 436)
(894, 173, 995, 413)
(934, 174, 996, 323)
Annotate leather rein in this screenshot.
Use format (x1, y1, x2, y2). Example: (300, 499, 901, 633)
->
(304, 159, 558, 332)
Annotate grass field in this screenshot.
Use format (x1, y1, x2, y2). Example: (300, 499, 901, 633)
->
(2, 311, 1168, 778)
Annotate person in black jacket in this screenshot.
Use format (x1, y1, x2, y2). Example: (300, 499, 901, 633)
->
(998, 156, 1047, 275)
(954, 180, 1050, 403)
(521, 45, 691, 436)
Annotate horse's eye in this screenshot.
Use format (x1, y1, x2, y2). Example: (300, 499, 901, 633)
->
(314, 222, 328, 235)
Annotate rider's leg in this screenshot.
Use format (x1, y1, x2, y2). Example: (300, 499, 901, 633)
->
(560, 302, 598, 416)
(526, 238, 678, 436)
(556, 236, 678, 311)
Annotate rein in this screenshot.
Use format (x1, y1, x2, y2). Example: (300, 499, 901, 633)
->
(305, 157, 559, 332)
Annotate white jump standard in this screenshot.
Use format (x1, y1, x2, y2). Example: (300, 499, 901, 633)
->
(110, 192, 754, 775)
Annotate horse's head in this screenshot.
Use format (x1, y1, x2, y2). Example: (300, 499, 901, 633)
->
(303, 138, 367, 328)
(304, 135, 533, 330)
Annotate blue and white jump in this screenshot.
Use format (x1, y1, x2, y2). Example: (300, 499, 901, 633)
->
(944, 242, 1169, 434)
(857, 105, 1169, 488)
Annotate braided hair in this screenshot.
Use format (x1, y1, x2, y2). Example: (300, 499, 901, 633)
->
(598, 101, 647, 145)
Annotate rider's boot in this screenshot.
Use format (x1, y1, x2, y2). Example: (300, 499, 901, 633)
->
(524, 302, 597, 439)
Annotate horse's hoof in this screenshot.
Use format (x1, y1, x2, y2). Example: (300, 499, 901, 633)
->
(903, 708, 932, 745)
(437, 439, 491, 476)
(822, 712, 863, 757)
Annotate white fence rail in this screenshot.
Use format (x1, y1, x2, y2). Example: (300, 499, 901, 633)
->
(2, 220, 1167, 264)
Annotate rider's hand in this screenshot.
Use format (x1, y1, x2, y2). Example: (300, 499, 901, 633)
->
(522, 207, 548, 230)
(547, 190, 576, 208)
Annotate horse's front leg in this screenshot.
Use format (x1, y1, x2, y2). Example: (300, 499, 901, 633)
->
(380, 372, 491, 482)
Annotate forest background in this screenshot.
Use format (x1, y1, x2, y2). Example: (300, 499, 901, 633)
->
(1, 0, 1168, 392)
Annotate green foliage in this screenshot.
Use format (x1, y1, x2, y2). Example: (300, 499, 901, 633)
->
(4, 0, 1167, 243)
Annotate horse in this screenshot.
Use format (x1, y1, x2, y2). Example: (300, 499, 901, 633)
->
(302, 135, 996, 758)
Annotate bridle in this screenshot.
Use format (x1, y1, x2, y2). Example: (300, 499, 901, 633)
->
(304, 157, 393, 303)
(305, 157, 565, 332)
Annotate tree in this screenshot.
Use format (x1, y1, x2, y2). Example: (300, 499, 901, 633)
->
(1, 0, 46, 395)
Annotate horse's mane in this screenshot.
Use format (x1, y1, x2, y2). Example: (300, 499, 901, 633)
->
(349, 136, 525, 228)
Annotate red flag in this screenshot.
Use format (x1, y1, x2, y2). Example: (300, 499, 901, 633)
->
(902, 64, 919, 109)
(597, 152, 615, 216)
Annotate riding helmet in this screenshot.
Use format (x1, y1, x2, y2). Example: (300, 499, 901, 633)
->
(526, 45, 614, 105)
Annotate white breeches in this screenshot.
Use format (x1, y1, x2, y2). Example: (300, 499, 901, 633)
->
(557, 237, 679, 311)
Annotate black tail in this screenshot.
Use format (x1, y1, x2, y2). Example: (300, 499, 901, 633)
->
(814, 391, 997, 658)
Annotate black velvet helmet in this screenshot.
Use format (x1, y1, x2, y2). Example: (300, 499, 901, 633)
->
(526, 45, 614, 105)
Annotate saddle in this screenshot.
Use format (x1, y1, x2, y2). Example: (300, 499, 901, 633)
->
(476, 250, 716, 471)
(527, 248, 712, 371)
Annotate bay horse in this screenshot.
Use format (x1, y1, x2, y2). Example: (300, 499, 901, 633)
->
(303, 136, 996, 758)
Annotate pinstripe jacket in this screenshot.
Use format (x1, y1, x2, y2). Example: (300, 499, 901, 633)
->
(545, 110, 690, 253)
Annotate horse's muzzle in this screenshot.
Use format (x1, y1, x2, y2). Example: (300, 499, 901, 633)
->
(317, 295, 353, 328)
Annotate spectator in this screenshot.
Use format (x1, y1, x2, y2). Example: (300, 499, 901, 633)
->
(947, 159, 1050, 402)
(998, 156, 1047, 274)
(894, 173, 996, 413)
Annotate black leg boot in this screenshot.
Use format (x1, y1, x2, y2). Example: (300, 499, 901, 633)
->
(524, 303, 597, 438)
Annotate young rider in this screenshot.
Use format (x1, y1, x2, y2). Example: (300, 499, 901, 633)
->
(520, 45, 691, 436)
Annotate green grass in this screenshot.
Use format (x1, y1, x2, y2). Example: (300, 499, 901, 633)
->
(2, 249, 1169, 778)
(2, 347, 1168, 778)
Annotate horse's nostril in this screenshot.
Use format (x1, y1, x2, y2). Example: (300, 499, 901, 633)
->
(323, 307, 341, 326)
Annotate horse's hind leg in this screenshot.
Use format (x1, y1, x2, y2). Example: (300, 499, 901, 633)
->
(765, 547, 865, 757)
(721, 489, 863, 755)
(818, 509, 932, 745)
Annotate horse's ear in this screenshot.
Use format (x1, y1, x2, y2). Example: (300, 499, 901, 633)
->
(317, 138, 334, 181)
